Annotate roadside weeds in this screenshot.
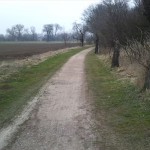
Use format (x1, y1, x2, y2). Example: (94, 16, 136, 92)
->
(85, 52, 150, 150)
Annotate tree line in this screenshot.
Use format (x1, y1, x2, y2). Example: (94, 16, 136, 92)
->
(0, 23, 67, 42)
(83, 0, 150, 90)
(0, 23, 93, 46)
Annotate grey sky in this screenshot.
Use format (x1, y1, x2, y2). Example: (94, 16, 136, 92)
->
(0, 0, 100, 34)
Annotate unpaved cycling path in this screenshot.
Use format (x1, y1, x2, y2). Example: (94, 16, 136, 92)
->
(6, 48, 100, 150)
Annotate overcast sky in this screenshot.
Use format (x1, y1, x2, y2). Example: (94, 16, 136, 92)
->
(0, 0, 101, 34)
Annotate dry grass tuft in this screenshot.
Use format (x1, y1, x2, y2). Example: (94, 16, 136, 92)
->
(98, 49, 146, 89)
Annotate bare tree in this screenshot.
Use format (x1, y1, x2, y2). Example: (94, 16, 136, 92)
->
(43, 24, 62, 41)
(61, 32, 70, 46)
(6, 26, 17, 41)
(54, 24, 62, 37)
(23, 28, 30, 41)
(73, 22, 87, 47)
(83, 5, 102, 53)
(15, 24, 24, 41)
(103, 0, 129, 67)
(30, 26, 37, 41)
(84, 1, 127, 53)
(43, 24, 53, 41)
(7, 24, 24, 41)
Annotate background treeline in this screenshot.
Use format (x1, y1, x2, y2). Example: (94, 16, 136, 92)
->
(0, 23, 93, 46)
(83, 0, 150, 91)
(0, 24, 72, 43)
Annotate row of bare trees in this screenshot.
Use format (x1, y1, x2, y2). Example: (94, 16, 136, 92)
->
(83, 0, 150, 90)
(3, 24, 64, 42)
(0, 23, 91, 46)
(6, 24, 38, 41)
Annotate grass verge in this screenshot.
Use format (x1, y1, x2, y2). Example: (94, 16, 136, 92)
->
(0, 47, 88, 128)
(85, 52, 150, 150)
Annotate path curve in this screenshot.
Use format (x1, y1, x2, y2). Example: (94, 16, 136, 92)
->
(6, 48, 98, 150)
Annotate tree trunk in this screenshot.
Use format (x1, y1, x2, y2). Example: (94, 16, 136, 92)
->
(81, 38, 84, 47)
(111, 40, 120, 68)
(64, 40, 67, 47)
(142, 67, 150, 91)
(80, 34, 84, 47)
(95, 34, 99, 54)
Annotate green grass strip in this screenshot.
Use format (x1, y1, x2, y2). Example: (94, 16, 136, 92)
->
(85, 52, 150, 150)
(0, 47, 88, 128)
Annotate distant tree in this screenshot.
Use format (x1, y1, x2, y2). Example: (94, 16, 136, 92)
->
(30, 26, 38, 41)
(6, 26, 17, 41)
(43, 24, 62, 41)
(15, 24, 24, 41)
(53, 24, 62, 37)
(23, 28, 30, 41)
(73, 22, 87, 46)
(37, 34, 44, 41)
(6, 24, 24, 41)
(61, 32, 70, 46)
(0, 34, 5, 41)
(103, 0, 129, 67)
(43, 24, 53, 41)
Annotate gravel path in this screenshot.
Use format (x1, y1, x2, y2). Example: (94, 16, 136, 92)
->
(5, 48, 99, 150)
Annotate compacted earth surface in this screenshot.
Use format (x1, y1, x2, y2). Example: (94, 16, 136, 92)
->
(3, 48, 101, 150)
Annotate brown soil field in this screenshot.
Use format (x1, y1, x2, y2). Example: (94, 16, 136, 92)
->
(0, 42, 79, 59)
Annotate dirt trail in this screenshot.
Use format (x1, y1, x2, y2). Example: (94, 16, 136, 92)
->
(4, 48, 100, 150)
